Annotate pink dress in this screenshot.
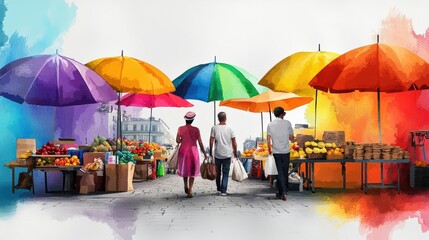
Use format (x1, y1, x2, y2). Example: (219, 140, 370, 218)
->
(177, 125, 201, 177)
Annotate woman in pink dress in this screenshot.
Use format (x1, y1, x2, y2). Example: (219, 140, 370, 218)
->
(176, 111, 208, 198)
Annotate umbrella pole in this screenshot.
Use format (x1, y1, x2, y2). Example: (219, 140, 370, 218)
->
(214, 101, 216, 125)
(118, 91, 122, 153)
(269, 103, 272, 122)
(52, 106, 57, 141)
(149, 108, 153, 143)
(314, 89, 318, 139)
(261, 112, 264, 141)
(377, 89, 382, 144)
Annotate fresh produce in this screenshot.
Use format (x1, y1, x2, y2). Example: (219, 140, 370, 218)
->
(255, 142, 269, 157)
(415, 160, 428, 167)
(117, 151, 136, 164)
(130, 141, 161, 158)
(35, 157, 54, 166)
(54, 155, 80, 166)
(36, 142, 68, 155)
(241, 148, 255, 157)
(290, 142, 306, 158)
(19, 150, 33, 159)
(90, 136, 113, 152)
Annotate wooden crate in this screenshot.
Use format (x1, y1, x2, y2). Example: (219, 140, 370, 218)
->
(306, 153, 326, 159)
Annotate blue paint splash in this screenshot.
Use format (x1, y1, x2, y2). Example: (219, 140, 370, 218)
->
(0, 0, 76, 216)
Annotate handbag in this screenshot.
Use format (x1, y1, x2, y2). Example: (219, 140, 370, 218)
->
(264, 154, 278, 178)
(200, 157, 217, 180)
(166, 144, 179, 169)
(232, 158, 248, 182)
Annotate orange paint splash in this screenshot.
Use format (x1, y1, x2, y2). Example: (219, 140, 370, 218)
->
(304, 10, 429, 239)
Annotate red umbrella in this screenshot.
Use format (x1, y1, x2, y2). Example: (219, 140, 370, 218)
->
(118, 92, 193, 142)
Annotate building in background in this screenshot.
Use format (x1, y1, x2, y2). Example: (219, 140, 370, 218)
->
(122, 116, 175, 145)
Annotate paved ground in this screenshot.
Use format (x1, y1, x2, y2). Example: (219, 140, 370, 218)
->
(8, 173, 361, 240)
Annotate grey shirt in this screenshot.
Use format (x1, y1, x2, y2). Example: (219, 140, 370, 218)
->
(267, 118, 294, 154)
(210, 125, 235, 159)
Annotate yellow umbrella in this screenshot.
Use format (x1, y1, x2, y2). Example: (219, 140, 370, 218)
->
(258, 47, 340, 137)
(86, 51, 175, 150)
(86, 52, 175, 94)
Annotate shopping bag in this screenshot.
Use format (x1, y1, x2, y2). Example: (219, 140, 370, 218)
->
(157, 161, 165, 176)
(200, 157, 216, 180)
(232, 158, 248, 182)
(167, 144, 179, 169)
(264, 155, 278, 178)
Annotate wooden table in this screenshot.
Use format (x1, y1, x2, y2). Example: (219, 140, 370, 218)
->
(4, 160, 34, 194)
(34, 166, 81, 193)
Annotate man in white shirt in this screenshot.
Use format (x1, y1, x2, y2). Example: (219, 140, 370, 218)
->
(209, 112, 238, 196)
(267, 107, 294, 201)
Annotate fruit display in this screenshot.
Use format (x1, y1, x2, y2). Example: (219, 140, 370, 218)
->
(54, 155, 80, 166)
(90, 136, 113, 152)
(117, 151, 136, 164)
(254, 142, 269, 157)
(241, 148, 255, 157)
(35, 157, 55, 166)
(303, 140, 345, 159)
(130, 141, 162, 158)
(353, 143, 409, 160)
(35, 142, 68, 155)
(415, 160, 428, 167)
(290, 142, 306, 159)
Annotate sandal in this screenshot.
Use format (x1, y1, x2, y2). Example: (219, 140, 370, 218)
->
(187, 190, 193, 198)
(184, 187, 189, 194)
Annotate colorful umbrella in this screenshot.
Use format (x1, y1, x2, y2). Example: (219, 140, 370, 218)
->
(220, 90, 313, 140)
(309, 39, 429, 144)
(0, 53, 117, 106)
(86, 51, 175, 147)
(258, 47, 340, 137)
(220, 90, 313, 117)
(173, 58, 264, 124)
(119, 92, 193, 142)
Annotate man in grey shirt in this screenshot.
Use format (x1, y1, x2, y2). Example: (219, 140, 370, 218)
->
(267, 107, 294, 201)
(209, 112, 238, 196)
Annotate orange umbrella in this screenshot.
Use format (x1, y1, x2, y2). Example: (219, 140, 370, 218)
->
(309, 37, 429, 143)
(220, 90, 313, 116)
(220, 90, 313, 140)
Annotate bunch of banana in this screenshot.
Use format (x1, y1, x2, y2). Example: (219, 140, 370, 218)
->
(19, 150, 33, 159)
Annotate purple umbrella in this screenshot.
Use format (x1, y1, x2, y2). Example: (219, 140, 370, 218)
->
(0, 53, 117, 106)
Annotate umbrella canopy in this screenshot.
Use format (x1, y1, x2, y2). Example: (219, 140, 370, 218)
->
(86, 53, 175, 94)
(119, 92, 193, 142)
(258, 49, 340, 137)
(258, 50, 340, 95)
(220, 90, 313, 141)
(0, 53, 117, 106)
(220, 90, 313, 113)
(173, 59, 264, 124)
(119, 92, 193, 108)
(86, 51, 174, 148)
(309, 41, 429, 144)
(173, 61, 261, 102)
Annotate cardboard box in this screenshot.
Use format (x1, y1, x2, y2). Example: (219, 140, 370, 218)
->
(134, 162, 149, 180)
(105, 163, 135, 192)
(79, 172, 95, 194)
(322, 131, 345, 147)
(83, 152, 106, 165)
(76, 171, 105, 192)
(16, 138, 36, 159)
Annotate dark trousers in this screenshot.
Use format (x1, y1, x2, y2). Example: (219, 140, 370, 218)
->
(215, 157, 231, 193)
(273, 153, 290, 195)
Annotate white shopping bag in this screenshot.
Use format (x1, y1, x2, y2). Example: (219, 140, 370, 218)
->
(232, 158, 248, 182)
(264, 155, 278, 177)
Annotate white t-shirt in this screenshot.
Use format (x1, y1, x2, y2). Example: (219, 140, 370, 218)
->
(267, 118, 294, 154)
(210, 125, 235, 159)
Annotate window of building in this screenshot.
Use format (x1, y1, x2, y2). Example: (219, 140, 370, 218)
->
(144, 125, 148, 131)
(151, 136, 157, 143)
(140, 124, 144, 131)
(133, 124, 137, 131)
(133, 135, 137, 140)
(152, 125, 158, 132)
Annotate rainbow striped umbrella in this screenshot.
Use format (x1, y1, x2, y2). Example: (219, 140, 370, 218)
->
(173, 59, 264, 124)
(173, 60, 262, 102)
